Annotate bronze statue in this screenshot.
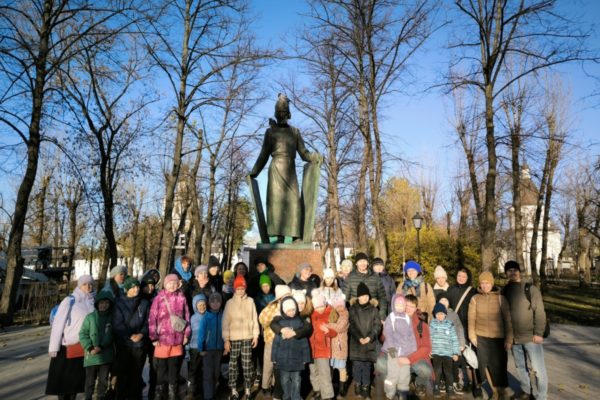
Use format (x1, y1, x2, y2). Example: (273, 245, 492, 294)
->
(248, 94, 322, 244)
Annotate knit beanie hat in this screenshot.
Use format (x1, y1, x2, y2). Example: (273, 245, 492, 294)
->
(312, 292, 326, 308)
(275, 284, 292, 300)
(259, 274, 272, 288)
(223, 270, 234, 283)
(433, 303, 447, 316)
(292, 289, 306, 304)
(110, 265, 127, 278)
(323, 268, 335, 280)
(78, 274, 94, 287)
(233, 275, 247, 290)
(195, 265, 208, 275)
(163, 274, 179, 287)
(404, 261, 422, 274)
(372, 257, 385, 266)
(504, 260, 521, 272)
(435, 291, 450, 303)
(357, 282, 370, 298)
(479, 271, 494, 284)
(434, 265, 447, 279)
(354, 252, 368, 262)
(296, 262, 312, 275)
(282, 298, 297, 314)
(123, 276, 140, 291)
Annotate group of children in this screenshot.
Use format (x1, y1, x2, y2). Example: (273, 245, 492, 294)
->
(74, 258, 471, 400)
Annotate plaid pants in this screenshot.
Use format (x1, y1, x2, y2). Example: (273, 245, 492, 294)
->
(229, 339, 254, 390)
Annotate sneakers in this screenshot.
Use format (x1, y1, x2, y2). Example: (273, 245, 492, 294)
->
(472, 385, 483, 399)
(415, 384, 427, 397)
(452, 382, 464, 395)
(439, 380, 446, 393)
(230, 389, 239, 400)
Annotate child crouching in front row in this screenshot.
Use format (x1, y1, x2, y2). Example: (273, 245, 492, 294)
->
(271, 297, 312, 400)
(382, 294, 417, 400)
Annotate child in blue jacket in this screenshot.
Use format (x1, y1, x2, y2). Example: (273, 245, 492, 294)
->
(197, 292, 224, 400)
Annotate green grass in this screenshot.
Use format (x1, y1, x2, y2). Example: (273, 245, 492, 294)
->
(543, 284, 600, 326)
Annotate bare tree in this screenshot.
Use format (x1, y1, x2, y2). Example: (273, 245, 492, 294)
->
(306, 0, 435, 259)
(447, 0, 593, 271)
(0, 0, 137, 324)
(144, 0, 271, 279)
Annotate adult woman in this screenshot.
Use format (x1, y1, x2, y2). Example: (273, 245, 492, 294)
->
(46, 275, 95, 399)
(468, 271, 513, 399)
(148, 274, 191, 399)
(397, 261, 435, 321)
(113, 277, 150, 399)
(447, 267, 481, 397)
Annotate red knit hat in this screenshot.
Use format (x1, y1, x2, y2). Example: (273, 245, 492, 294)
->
(233, 275, 247, 290)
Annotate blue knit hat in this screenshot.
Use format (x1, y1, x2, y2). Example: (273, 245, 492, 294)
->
(433, 303, 447, 316)
(404, 261, 422, 274)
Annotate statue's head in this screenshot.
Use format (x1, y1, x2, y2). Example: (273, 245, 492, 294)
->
(274, 93, 291, 122)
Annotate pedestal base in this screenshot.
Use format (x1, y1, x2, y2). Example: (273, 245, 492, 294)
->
(248, 246, 323, 284)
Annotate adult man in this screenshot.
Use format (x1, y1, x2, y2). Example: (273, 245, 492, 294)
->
(337, 259, 354, 293)
(402, 294, 434, 397)
(503, 260, 548, 400)
(342, 252, 388, 320)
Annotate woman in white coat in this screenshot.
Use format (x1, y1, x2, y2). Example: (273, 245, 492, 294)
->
(46, 275, 95, 399)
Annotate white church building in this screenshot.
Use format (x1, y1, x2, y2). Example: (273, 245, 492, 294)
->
(501, 166, 563, 276)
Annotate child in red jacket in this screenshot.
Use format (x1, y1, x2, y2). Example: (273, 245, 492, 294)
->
(309, 292, 338, 400)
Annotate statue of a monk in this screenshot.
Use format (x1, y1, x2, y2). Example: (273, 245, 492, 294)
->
(249, 94, 321, 243)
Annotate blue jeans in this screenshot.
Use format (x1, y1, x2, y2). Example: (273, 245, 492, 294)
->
(512, 343, 547, 400)
(279, 370, 301, 400)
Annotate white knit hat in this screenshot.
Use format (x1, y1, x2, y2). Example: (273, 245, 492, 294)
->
(434, 265, 447, 279)
(282, 298, 297, 314)
(323, 268, 335, 280)
(274, 285, 292, 300)
(292, 289, 306, 304)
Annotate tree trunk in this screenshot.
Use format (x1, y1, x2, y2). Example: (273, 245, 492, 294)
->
(0, 0, 51, 324)
(129, 207, 141, 276)
(481, 84, 498, 272)
(356, 151, 369, 253)
(510, 127, 525, 269)
(36, 175, 51, 246)
(203, 164, 217, 264)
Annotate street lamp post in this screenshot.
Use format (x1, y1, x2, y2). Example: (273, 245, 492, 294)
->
(412, 212, 423, 264)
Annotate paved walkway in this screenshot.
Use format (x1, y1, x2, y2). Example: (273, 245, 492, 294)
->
(0, 323, 598, 399)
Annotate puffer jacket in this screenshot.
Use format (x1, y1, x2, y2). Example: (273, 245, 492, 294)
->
(343, 269, 388, 320)
(222, 293, 259, 341)
(113, 294, 150, 348)
(271, 298, 312, 372)
(430, 318, 460, 357)
(189, 294, 207, 350)
(148, 289, 191, 346)
(381, 295, 416, 358)
(406, 312, 432, 365)
(328, 306, 349, 360)
(310, 305, 338, 359)
(198, 309, 224, 351)
(349, 298, 382, 362)
(79, 290, 114, 367)
(468, 287, 513, 344)
(259, 300, 280, 344)
(49, 286, 95, 353)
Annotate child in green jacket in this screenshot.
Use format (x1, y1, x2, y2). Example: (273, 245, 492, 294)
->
(79, 290, 114, 400)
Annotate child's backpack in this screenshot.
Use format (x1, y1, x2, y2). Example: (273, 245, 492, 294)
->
(49, 295, 75, 326)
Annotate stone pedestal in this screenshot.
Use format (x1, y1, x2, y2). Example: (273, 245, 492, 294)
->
(248, 244, 323, 284)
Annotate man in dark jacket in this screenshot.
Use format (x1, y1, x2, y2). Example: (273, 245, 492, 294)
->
(342, 253, 388, 320)
(503, 261, 548, 400)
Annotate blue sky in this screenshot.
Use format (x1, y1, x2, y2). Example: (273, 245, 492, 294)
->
(1, 0, 599, 228)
